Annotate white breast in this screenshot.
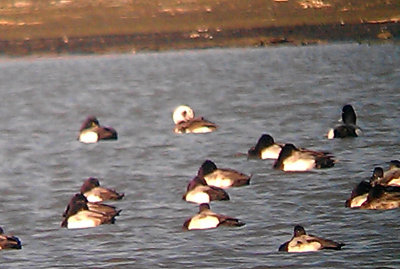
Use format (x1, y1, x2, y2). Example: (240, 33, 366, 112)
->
(261, 145, 282, 159)
(66, 211, 100, 229)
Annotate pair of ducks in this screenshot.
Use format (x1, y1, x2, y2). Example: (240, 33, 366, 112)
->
(248, 134, 336, 171)
(61, 177, 124, 229)
(182, 160, 250, 231)
(171, 104, 361, 138)
(346, 160, 400, 210)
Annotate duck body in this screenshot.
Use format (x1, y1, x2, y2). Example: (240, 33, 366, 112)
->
(182, 173, 230, 204)
(273, 144, 335, 172)
(327, 104, 361, 139)
(0, 228, 22, 250)
(78, 116, 117, 143)
(248, 134, 283, 160)
(279, 225, 344, 252)
(183, 203, 245, 230)
(201, 160, 251, 188)
(80, 177, 124, 203)
(61, 194, 118, 229)
(173, 105, 217, 134)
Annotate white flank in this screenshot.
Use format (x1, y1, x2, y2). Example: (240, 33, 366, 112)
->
(327, 128, 335, 139)
(204, 175, 232, 189)
(189, 126, 214, 134)
(188, 215, 219, 230)
(261, 145, 282, 159)
(79, 131, 99, 143)
(350, 194, 368, 208)
(66, 212, 99, 229)
(85, 194, 103, 203)
(283, 159, 315, 171)
(185, 191, 210, 204)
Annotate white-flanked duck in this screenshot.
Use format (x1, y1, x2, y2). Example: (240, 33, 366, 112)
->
(327, 104, 362, 139)
(172, 105, 218, 134)
(63, 193, 121, 219)
(0, 227, 22, 250)
(78, 116, 118, 143)
(247, 134, 283, 160)
(273, 144, 335, 172)
(80, 177, 124, 203)
(200, 160, 251, 188)
(345, 167, 383, 208)
(183, 203, 245, 230)
(182, 169, 230, 204)
(61, 195, 118, 229)
(279, 225, 344, 252)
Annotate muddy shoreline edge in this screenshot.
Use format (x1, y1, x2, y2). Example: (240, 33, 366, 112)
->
(1, 22, 399, 56)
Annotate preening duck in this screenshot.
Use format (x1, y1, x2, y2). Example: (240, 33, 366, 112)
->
(172, 105, 218, 134)
(78, 116, 118, 143)
(247, 134, 283, 160)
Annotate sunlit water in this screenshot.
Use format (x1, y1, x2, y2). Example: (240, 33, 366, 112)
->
(0, 43, 399, 268)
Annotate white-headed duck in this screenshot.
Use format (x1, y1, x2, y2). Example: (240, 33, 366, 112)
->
(172, 105, 217, 134)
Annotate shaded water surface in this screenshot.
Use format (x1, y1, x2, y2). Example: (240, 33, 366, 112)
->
(0, 43, 399, 267)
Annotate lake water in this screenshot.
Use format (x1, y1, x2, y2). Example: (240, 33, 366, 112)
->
(0, 43, 399, 268)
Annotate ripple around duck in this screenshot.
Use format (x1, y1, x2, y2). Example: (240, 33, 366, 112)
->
(0, 44, 399, 267)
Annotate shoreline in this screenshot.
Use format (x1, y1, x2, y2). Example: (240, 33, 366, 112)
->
(1, 21, 398, 57)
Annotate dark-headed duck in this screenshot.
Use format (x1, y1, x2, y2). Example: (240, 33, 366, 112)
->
(0, 227, 22, 250)
(61, 195, 118, 229)
(327, 104, 362, 139)
(80, 177, 124, 203)
(63, 193, 121, 219)
(248, 134, 283, 159)
(78, 116, 118, 143)
(182, 169, 230, 204)
(273, 144, 335, 172)
(279, 225, 344, 252)
(200, 160, 251, 188)
(173, 105, 217, 134)
(183, 203, 245, 230)
(345, 167, 383, 208)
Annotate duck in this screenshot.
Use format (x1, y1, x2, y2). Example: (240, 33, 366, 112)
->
(172, 105, 218, 134)
(345, 167, 382, 208)
(200, 160, 251, 188)
(183, 203, 245, 230)
(359, 184, 400, 210)
(80, 177, 124, 203)
(182, 169, 230, 204)
(279, 225, 344, 252)
(61, 195, 118, 229)
(273, 143, 335, 172)
(0, 227, 22, 250)
(62, 193, 121, 218)
(380, 160, 400, 186)
(247, 134, 283, 159)
(327, 104, 362, 139)
(78, 116, 118, 143)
